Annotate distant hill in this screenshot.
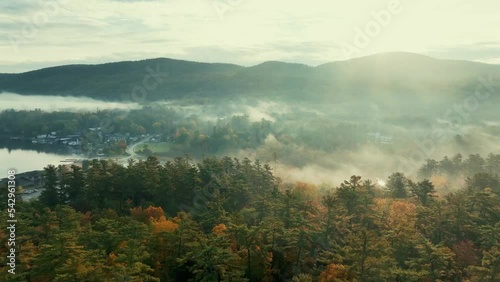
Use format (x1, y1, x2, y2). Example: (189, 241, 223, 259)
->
(1, 52, 499, 102)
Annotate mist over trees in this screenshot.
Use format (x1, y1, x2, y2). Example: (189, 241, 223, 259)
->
(1, 53, 499, 281)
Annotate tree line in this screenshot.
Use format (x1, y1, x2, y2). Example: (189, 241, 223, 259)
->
(0, 155, 499, 281)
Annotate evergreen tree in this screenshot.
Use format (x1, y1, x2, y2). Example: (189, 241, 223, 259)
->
(386, 172, 409, 199)
(39, 165, 61, 207)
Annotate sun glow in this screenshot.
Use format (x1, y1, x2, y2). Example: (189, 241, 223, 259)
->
(377, 179, 386, 187)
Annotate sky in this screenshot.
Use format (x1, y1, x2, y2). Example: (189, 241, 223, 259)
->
(1, 0, 499, 73)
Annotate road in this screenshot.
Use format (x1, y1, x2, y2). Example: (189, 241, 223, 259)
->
(125, 136, 151, 157)
(109, 136, 152, 166)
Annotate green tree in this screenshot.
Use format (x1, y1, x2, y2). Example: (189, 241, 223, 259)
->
(410, 179, 437, 206)
(39, 165, 61, 207)
(386, 173, 409, 199)
(418, 159, 438, 179)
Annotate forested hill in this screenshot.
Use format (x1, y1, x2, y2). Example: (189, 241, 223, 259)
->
(1, 52, 499, 102)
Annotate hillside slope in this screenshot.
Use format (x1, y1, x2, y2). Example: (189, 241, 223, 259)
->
(1, 52, 499, 102)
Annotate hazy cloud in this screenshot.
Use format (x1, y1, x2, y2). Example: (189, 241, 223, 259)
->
(426, 42, 500, 64)
(1, 0, 499, 72)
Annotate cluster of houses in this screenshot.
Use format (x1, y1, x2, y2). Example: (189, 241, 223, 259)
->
(85, 128, 163, 145)
(0, 170, 44, 199)
(32, 132, 81, 146)
(24, 126, 165, 152)
(29, 129, 144, 147)
(367, 132, 394, 145)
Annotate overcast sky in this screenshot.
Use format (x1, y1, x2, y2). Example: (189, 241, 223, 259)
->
(1, 0, 499, 73)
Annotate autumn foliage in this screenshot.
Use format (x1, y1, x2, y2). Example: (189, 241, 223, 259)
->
(1, 155, 499, 281)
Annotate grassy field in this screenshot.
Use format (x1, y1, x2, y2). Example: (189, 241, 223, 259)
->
(136, 142, 172, 155)
(137, 141, 208, 159)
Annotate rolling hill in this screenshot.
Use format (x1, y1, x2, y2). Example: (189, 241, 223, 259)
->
(0, 52, 499, 102)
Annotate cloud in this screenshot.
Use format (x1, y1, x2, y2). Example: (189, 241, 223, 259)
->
(1, 0, 500, 72)
(0, 92, 141, 112)
(425, 42, 500, 63)
(111, 0, 160, 2)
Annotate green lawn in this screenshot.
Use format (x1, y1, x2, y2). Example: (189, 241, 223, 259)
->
(136, 142, 172, 154)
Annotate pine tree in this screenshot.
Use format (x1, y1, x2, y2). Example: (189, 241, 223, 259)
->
(410, 179, 437, 206)
(386, 173, 409, 199)
(39, 165, 61, 207)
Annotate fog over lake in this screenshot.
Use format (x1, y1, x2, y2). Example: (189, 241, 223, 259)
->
(0, 92, 141, 112)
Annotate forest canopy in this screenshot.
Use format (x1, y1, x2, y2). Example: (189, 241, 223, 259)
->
(1, 155, 499, 281)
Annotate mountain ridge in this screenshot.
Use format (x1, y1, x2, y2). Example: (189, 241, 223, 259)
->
(4, 52, 499, 75)
(1, 52, 499, 102)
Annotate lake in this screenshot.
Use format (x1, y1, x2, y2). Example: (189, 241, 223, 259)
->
(0, 147, 83, 175)
(0, 92, 143, 174)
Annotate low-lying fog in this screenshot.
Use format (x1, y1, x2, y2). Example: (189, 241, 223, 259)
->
(2, 93, 499, 190)
(157, 97, 500, 186)
(0, 92, 141, 112)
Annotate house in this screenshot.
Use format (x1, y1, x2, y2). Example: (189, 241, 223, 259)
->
(68, 139, 81, 146)
(0, 170, 44, 192)
(367, 132, 394, 145)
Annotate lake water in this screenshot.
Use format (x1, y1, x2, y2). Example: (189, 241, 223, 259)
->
(0, 147, 82, 175)
(0, 92, 143, 174)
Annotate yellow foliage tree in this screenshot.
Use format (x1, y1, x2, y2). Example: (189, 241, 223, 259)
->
(212, 223, 227, 236)
(130, 206, 165, 224)
(320, 263, 351, 281)
(151, 216, 179, 233)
